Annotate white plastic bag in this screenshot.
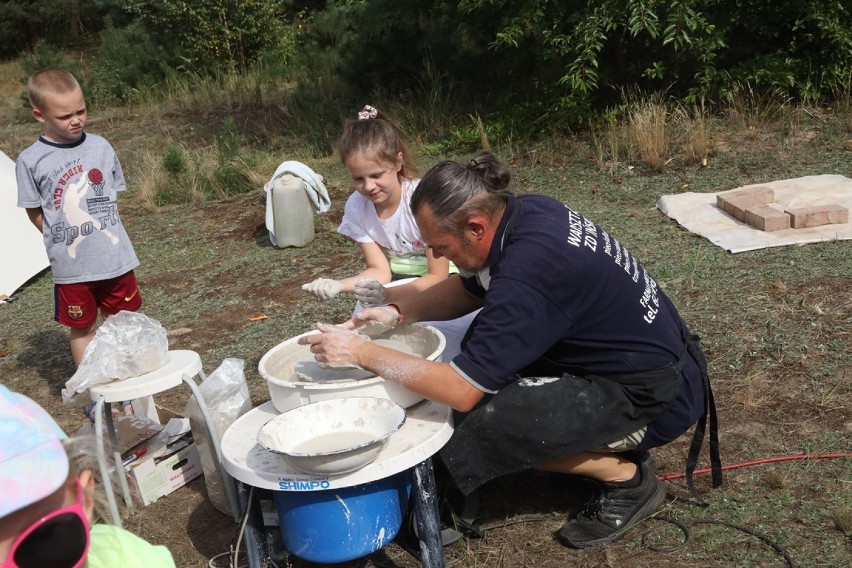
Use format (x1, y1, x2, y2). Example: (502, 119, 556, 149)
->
(185, 358, 251, 517)
(62, 311, 169, 406)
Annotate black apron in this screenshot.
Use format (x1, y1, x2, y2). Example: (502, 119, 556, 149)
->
(440, 345, 688, 495)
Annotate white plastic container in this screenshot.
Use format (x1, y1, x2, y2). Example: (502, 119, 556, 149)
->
(270, 173, 314, 247)
(258, 325, 445, 413)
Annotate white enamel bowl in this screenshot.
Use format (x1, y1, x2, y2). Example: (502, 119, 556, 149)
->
(256, 397, 406, 475)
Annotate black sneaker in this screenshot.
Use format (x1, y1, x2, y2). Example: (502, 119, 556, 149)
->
(557, 460, 667, 548)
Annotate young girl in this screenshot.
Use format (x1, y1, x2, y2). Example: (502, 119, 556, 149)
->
(302, 105, 478, 360)
(0, 385, 176, 568)
(302, 104, 453, 305)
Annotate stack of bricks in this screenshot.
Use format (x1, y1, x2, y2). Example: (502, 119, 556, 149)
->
(716, 186, 848, 231)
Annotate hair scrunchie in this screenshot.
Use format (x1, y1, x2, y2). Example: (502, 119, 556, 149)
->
(467, 158, 481, 171)
(358, 105, 378, 120)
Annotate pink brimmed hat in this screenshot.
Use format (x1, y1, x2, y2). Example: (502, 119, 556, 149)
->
(0, 384, 69, 518)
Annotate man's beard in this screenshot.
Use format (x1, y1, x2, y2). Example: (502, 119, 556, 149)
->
(457, 267, 477, 278)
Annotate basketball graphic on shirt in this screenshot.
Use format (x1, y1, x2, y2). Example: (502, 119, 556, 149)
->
(88, 168, 105, 196)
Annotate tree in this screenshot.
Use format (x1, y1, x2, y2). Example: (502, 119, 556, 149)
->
(125, 0, 290, 73)
(0, 0, 127, 59)
(305, 0, 852, 128)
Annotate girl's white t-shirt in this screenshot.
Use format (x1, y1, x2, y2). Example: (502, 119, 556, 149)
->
(337, 178, 429, 275)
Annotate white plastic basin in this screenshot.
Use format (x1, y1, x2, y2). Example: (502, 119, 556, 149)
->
(258, 324, 445, 413)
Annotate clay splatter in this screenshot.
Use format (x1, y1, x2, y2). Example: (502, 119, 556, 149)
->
(519, 377, 561, 387)
(336, 494, 351, 522)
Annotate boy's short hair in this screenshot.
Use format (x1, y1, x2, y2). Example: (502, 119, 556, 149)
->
(27, 67, 81, 110)
(0, 384, 70, 518)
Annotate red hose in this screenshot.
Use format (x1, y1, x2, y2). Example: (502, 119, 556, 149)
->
(658, 452, 852, 481)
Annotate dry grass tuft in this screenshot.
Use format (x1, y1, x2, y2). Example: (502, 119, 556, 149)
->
(133, 150, 166, 210)
(626, 92, 670, 172)
(139, 70, 292, 120)
(833, 504, 852, 534)
(590, 121, 636, 178)
(473, 113, 490, 151)
(0, 60, 41, 158)
(672, 101, 714, 166)
(134, 145, 232, 210)
(762, 469, 795, 491)
(724, 81, 793, 135)
(732, 371, 776, 411)
(835, 74, 852, 134)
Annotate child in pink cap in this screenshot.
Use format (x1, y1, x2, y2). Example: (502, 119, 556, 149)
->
(0, 385, 175, 567)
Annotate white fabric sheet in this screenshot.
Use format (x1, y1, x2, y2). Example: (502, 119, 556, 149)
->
(656, 174, 852, 253)
(0, 151, 49, 297)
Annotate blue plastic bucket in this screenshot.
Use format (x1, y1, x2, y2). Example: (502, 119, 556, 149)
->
(273, 471, 411, 563)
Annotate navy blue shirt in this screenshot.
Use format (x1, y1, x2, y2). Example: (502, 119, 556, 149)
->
(452, 195, 690, 393)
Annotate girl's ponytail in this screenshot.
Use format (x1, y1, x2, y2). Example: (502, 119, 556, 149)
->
(338, 105, 418, 178)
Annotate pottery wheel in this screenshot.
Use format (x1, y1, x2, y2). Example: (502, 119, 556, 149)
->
(294, 339, 416, 382)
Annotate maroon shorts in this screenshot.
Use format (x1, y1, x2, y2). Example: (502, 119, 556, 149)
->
(54, 271, 143, 328)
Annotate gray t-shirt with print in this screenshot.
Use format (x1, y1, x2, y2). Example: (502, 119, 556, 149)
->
(16, 132, 139, 284)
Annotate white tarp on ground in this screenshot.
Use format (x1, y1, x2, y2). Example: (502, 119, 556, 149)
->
(1, 150, 49, 297)
(656, 174, 852, 253)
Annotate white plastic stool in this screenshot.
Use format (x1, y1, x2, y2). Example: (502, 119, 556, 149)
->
(89, 350, 240, 526)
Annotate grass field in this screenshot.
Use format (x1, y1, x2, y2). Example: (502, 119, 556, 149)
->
(1, 57, 850, 567)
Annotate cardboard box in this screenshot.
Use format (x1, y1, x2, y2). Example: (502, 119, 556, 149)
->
(91, 407, 202, 506)
(123, 436, 202, 506)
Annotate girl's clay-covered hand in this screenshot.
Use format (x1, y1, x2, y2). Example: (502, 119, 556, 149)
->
(354, 278, 385, 307)
(301, 278, 343, 300)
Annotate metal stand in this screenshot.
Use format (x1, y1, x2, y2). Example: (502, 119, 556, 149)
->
(93, 397, 122, 526)
(236, 482, 268, 567)
(411, 458, 446, 568)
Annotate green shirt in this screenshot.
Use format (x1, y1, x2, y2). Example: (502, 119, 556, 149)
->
(87, 524, 176, 568)
(386, 252, 458, 277)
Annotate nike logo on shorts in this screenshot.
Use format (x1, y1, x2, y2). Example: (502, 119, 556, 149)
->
(124, 289, 138, 302)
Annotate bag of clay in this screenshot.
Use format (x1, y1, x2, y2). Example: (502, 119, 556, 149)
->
(62, 311, 169, 406)
(185, 358, 251, 517)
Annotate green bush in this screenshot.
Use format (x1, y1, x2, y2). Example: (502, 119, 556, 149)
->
(153, 146, 191, 206)
(89, 22, 173, 104)
(299, 0, 852, 132)
(125, 0, 290, 74)
(213, 118, 255, 196)
(162, 146, 188, 177)
(0, 0, 129, 59)
(14, 0, 852, 152)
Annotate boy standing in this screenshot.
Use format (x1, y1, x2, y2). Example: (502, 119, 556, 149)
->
(15, 68, 142, 366)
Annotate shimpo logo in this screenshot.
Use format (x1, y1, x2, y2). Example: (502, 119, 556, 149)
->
(278, 479, 331, 491)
